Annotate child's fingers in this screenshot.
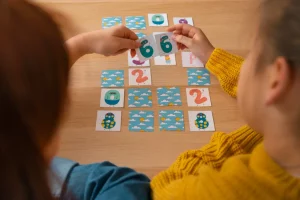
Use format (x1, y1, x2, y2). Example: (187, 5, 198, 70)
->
(172, 34, 193, 48)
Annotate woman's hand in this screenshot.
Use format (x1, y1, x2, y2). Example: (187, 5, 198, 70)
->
(67, 25, 140, 65)
(168, 24, 215, 63)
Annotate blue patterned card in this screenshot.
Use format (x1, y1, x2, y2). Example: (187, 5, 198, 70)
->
(129, 110, 154, 132)
(102, 17, 122, 29)
(128, 88, 152, 108)
(101, 70, 124, 88)
(126, 16, 146, 30)
(136, 32, 146, 39)
(187, 68, 210, 86)
(159, 110, 184, 131)
(157, 87, 182, 106)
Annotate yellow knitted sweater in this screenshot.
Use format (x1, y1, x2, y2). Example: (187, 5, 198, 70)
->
(151, 49, 300, 199)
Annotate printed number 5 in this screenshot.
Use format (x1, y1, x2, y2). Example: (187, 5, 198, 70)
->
(160, 35, 172, 54)
(140, 39, 154, 58)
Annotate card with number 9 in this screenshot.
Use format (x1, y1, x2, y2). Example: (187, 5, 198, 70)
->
(154, 32, 178, 56)
(136, 35, 158, 62)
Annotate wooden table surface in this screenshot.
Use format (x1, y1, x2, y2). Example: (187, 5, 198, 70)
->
(39, 0, 255, 178)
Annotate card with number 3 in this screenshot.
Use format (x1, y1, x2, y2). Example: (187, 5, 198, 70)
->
(154, 33, 178, 56)
(136, 35, 158, 62)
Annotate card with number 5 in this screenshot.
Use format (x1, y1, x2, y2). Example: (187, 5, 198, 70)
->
(154, 32, 178, 56)
(136, 35, 158, 62)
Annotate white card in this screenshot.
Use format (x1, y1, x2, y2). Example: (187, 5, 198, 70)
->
(154, 32, 178, 56)
(128, 51, 150, 67)
(182, 52, 204, 67)
(173, 17, 194, 25)
(96, 111, 122, 131)
(129, 68, 152, 86)
(186, 88, 211, 107)
(188, 111, 215, 131)
(136, 35, 158, 62)
(154, 54, 176, 65)
(100, 88, 124, 108)
(148, 13, 168, 26)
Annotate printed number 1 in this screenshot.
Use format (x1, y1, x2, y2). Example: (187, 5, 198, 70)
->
(140, 39, 154, 58)
(160, 35, 172, 53)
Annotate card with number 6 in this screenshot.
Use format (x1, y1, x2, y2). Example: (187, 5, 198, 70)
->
(136, 35, 158, 62)
(154, 32, 178, 56)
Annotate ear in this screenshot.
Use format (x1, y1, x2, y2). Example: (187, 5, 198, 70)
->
(265, 57, 293, 105)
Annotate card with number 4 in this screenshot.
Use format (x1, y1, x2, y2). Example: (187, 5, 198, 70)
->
(154, 32, 178, 56)
(136, 35, 158, 62)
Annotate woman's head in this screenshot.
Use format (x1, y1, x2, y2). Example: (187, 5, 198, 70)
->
(0, 0, 69, 199)
(238, 0, 300, 134)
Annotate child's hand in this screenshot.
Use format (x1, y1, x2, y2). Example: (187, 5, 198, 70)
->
(168, 24, 215, 63)
(82, 25, 141, 56)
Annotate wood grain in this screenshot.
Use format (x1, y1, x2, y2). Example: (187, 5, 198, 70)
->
(39, 1, 255, 177)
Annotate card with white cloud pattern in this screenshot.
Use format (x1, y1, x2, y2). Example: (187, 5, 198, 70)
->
(128, 88, 152, 108)
(182, 52, 204, 68)
(100, 89, 124, 108)
(101, 70, 124, 88)
(159, 110, 184, 131)
(173, 17, 194, 25)
(188, 111, 215, 131)
(148, 13, 168, 26)
(157, 87, 182, 106)
(129, 68, 152, 86)
(96, 111, 121, 131)
(102, 17, 122, 29)
(129, 110, 154, 132)
(186, 88, 211, 107)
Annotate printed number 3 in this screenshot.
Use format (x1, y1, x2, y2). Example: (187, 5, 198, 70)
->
(140, 39, 154, 58)
(160, 35, 172, 54)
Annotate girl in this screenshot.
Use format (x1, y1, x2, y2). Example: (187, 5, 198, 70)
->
(152, 0, 300, 199)
(0, 1, 150, 199)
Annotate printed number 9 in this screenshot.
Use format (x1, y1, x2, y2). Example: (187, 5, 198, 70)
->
(160, 35, 172, 54)
(140, 39, 154, 58)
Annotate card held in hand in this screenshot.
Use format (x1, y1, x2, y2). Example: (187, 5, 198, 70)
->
(136, 35, 158, 62)
(154, 32, 178, 56)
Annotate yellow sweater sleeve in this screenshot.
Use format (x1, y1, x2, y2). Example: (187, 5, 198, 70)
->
(151, 49, 263, 200)
(206, 48, 244, 98)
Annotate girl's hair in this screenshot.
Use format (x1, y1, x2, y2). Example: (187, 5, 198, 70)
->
(0, 0, 69, 199)
(259, 0, 300, 67)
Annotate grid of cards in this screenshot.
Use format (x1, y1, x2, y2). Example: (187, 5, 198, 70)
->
(97, 14, 215, 132)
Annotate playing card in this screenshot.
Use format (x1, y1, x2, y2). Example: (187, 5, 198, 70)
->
(187, 68, 210, 86)
(101, 70, 124, 88)
(159, 110, 184, 131)
(186, 88, 211, 107)
(154, 32, 178, 56)
(188, 111, 215, 131)
(148, 13, 168, 26)
(102, 17, 122, 29)
(128, 68, 152, 86)
(129, 110, 154, 132)
(128, 88, 152, 108)
(154, 54, 176, 65)
(157, 87, 182, 106)
(96, 111, 122, 131)
(173, 17, 194, 25)
(136, 35, 158, 61)
(100, 88, 124, 108)
(182, 52, 204, 67)
(126, 16, 146, 30)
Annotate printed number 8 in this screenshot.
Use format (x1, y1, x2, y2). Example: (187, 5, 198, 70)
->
(160, 35, 172, 54)
(140, 39, 154, 58)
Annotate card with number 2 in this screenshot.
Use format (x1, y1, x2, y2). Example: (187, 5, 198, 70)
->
(128, 68, 152, 86)
(136, 35, 158, 62)
(154, 33, 178, 56)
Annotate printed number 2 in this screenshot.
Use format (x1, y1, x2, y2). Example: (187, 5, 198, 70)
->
(140, 39, 154, 58)
(132, 69, 148, 84)
(160, 35, 172, 53)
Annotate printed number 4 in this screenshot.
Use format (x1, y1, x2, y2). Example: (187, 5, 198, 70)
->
(140, 39, 154, 58)
(160, 35, 172, 53)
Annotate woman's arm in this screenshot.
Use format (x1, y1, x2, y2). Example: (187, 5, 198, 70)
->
(66, 25, 140, 66)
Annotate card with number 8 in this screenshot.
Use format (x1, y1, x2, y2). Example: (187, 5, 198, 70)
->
(136, 35, 158, 62)
(154, 32, 178, 56)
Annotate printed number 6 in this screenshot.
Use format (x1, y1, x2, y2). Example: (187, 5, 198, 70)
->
(140, 39, 154, 58)
(160, 35, 172, 54)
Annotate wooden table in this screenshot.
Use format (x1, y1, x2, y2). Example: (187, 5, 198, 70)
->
(39, 0, 254, 178)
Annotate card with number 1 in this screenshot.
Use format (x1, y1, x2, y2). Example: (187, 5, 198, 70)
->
(154, 33, 178, 56)
(136, 35, 158, 62)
